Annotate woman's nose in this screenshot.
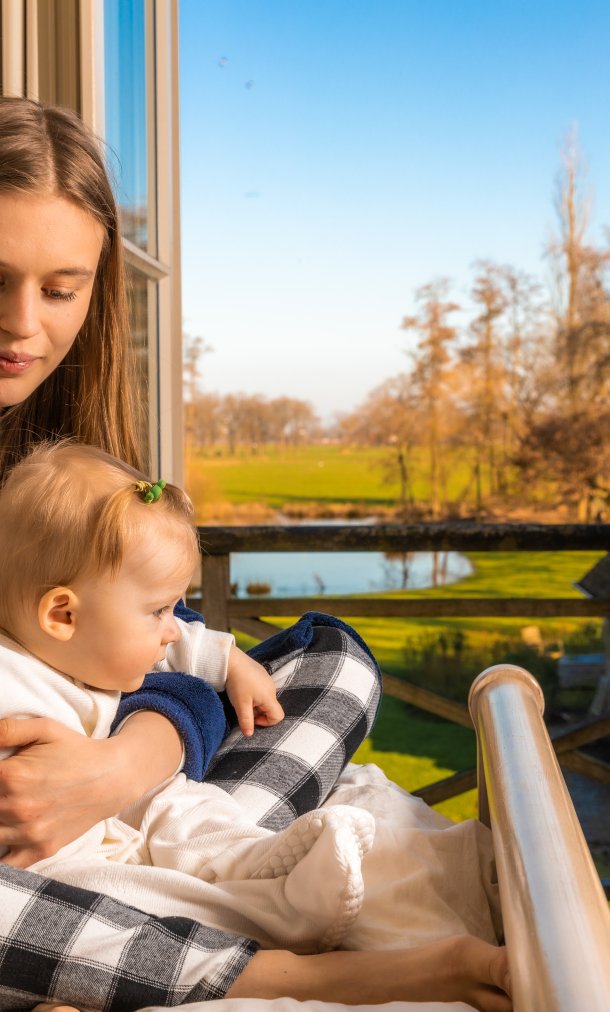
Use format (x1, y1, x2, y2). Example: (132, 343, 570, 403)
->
(0, 284, 41, 339)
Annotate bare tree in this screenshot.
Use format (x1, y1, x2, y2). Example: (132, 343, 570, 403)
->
(514, 408, 610, 518)
(401, 280, 459, 517)
(338, 374, 421, 516)
(548, 127, 610, 407)
(183, 332, 213, 485)
(458, 261, 508, 502)
(512, 128, 610, 516)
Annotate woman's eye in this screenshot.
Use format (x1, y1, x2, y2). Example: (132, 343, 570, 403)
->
(44, 288, 77, 302)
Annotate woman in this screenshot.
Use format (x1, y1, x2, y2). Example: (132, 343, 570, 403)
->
(0, 97, 511, 1011)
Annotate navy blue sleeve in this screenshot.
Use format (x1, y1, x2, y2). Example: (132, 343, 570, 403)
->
(112, 600, 228, 781)
(113, 672, 229, 781)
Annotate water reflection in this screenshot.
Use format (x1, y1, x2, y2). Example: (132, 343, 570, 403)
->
(231, 550, 472, 598)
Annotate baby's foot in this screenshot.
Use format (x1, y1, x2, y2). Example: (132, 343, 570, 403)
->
(207, 804, 375, 950)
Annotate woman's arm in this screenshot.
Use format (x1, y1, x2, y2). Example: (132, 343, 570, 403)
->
(227, 937, 512, 1012)
(1, 866, 510, 1011)
(0, 711, 182, 866)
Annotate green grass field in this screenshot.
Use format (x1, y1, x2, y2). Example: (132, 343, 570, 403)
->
(193, 443, 605, 827)
(234, 550, 604, 823)
(190, 443, 490, 512)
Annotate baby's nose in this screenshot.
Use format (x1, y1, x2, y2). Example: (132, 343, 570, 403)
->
(163, 616, 181, 644)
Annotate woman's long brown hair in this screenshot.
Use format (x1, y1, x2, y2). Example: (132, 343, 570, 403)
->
(0, 97, 144, 476)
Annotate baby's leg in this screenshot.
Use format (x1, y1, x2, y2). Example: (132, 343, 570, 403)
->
(142, 777, 375, 950)
(207, 619, 382, 829)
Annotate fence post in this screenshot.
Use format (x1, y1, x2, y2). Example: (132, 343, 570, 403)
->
(201, 553, 231, 632)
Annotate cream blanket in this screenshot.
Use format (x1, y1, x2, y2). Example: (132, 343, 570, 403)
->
(36, 762, 501, 1011)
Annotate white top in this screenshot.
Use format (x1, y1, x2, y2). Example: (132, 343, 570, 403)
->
(0, 618, 235, 751)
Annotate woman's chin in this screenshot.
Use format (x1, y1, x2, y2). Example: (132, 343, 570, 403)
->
(0, 369, 45, 407)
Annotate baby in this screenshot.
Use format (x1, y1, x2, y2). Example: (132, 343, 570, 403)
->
(0, 441, 377, 951)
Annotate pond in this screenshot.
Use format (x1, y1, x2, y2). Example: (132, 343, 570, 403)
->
(231, 549, 472, 598)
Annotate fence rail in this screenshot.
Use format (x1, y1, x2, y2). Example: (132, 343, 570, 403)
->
(191, 523, 610, 803)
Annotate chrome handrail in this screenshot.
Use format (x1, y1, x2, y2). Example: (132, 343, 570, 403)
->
(469, 664, 610, 1011)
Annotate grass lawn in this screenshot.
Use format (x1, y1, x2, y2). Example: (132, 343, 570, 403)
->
(199, 443, 605, 827)
(352, 695, 480, 822)
(189, 443, 488, 513)
(234, 548, 605, 824)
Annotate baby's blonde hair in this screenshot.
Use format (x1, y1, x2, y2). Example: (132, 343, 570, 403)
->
(0, 441, 199, 628)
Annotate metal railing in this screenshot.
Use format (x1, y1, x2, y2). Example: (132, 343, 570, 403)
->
(469, 665, 610, 1011)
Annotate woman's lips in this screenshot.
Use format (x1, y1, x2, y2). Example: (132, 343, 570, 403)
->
(0, 352, 41, 373)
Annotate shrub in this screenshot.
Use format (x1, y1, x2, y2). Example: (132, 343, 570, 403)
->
(402, 630, 559, 706)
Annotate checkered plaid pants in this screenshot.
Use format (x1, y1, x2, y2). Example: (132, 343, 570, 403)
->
(0, 864, 258, 1011)
(0, 619, 381, 1010)
(207, 621, 382, 830)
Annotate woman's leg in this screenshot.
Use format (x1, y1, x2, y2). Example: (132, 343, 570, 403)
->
(206, 617, 382, 830)
(0, 863, 257, 1010)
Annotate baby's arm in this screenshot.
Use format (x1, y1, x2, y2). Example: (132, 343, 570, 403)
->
(161, 617, 284, 736)
(225, 643, 284, 736)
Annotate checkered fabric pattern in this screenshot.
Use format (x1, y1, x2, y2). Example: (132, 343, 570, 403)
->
(0, 864, 258, 1011)
(206, 623, 383, 830)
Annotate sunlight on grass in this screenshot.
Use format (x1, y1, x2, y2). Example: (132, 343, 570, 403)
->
(190, 443, 483, 512)
(233, 548, 606, 827)
(352, 738, 479, 822)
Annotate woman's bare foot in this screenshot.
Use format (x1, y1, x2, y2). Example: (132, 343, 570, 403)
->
(228, 934, 512, 1009)
(33, 1004, 80, 1012)
(439, 935, 512, 1012)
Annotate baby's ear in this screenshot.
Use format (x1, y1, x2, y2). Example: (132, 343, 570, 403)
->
(38, 588, 78, 641)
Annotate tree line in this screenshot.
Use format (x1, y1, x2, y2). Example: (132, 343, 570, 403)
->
(185, 389, 321, 454)
(339, 132, 610, 519)
(185, 131, 610, 520)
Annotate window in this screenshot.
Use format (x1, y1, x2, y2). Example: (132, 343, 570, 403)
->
(0, 0, 183, 482)
(104, 0, 151, 251)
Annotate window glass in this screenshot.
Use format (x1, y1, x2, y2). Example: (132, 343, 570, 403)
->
(104, 0, 149, 250)
(126, 265, 151, 463)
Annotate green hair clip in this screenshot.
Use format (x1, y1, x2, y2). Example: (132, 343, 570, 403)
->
(135, 479, 167, 503)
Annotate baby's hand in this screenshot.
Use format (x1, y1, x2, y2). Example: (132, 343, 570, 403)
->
(226, 647, 284, 736)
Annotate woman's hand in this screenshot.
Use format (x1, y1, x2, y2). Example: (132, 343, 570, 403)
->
(0, 712, 182, 867)
(226, 646, 285, 736)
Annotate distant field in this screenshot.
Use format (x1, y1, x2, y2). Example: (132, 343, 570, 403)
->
(188, 443, 485, 514)
(233, 549, 605, 822)
(193, 442, 604, 825)
(236, 549, 604, 677)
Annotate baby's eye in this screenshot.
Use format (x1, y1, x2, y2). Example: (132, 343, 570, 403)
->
(44, 288, 78, 302)
(153, 605, 172, 618)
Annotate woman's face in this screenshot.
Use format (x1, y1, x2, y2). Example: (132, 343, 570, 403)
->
(0, 191, 105, 408)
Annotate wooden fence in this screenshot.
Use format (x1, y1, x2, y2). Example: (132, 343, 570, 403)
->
(190, 523, 610, 805)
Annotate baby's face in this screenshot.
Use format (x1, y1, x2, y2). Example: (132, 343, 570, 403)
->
(69, 531, 195, 692)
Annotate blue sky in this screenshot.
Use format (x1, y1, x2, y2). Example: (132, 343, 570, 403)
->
(179, 1, 610, 419)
